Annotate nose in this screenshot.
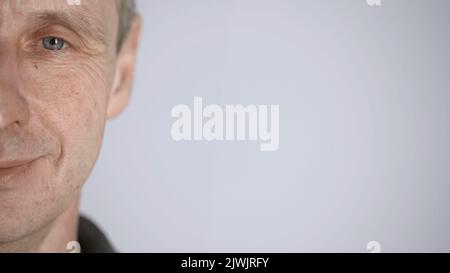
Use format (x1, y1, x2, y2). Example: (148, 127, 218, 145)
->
(0, 80, 30, 130)
(0, 43, 30, 130)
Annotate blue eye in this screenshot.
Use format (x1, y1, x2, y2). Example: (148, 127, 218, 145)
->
(42, 37, 66, 50)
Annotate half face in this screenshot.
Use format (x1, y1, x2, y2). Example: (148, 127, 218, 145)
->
(0, 0, 126, 247)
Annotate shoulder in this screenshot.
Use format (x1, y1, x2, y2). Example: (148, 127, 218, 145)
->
(78, 215, 116, 253)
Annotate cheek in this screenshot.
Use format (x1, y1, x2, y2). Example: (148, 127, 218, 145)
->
(21, 59, 114, 186)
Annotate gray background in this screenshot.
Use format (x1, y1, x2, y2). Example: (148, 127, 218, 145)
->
(81, 0, 450, 252)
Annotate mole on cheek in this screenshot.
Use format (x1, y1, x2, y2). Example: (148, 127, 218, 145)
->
(34, 64, 39, 70)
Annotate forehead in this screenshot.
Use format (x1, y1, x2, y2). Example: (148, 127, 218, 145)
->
(0, 0, 118, 36)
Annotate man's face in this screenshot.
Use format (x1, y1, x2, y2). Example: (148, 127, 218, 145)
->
(0, 0, 134, 246)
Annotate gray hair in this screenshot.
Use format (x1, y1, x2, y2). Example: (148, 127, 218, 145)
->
(116, 0, 137, 52)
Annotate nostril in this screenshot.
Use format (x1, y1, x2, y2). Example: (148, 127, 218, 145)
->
(0, 85, 30, 129)
(0, 112, 27, 130)
(0, 96, 30, 130)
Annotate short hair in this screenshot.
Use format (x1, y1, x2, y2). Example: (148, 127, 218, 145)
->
(116, 0, 136, 52)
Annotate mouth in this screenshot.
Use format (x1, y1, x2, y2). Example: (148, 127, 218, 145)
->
(0, 158, 40, 187)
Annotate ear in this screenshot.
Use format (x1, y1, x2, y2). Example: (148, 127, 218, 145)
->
(107, 15, 142, 119)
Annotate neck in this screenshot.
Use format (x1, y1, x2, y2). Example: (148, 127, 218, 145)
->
(0, 196, 80, 253)
(38, 197, 80, 253)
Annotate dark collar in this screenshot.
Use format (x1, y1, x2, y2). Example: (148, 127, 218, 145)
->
(77, 216, 116, 253)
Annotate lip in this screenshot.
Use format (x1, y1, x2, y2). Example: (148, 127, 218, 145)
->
(0, 159, 36, 169)
(0, 158, 40, 188)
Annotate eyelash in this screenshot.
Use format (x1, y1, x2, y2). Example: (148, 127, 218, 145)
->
(23, 27, 97, 59)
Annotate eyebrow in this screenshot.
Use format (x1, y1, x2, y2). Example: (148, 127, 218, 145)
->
(26, 10, 109, 49)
